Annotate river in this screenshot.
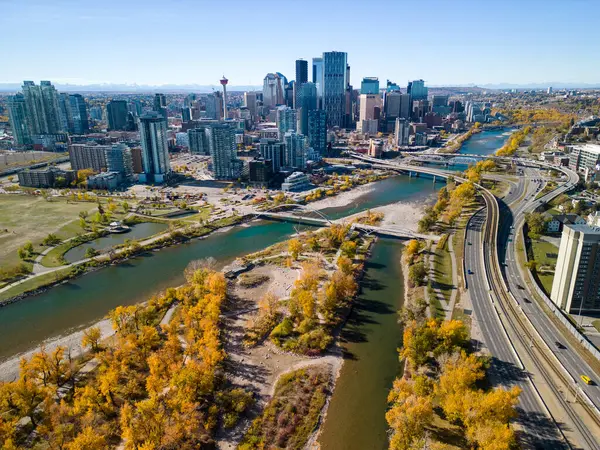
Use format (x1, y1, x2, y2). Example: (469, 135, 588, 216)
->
(319, 239, 404, 450)
(0, 174, 440, 361)
(459, 128, 514, 156)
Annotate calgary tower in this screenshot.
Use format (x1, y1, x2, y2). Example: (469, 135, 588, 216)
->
(220, 76, 228, 119)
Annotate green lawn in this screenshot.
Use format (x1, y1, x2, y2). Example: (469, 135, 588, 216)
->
(0, 267, 73, 304)
(433, 238, 454, 304)
(530, 240, 558, 295)
(0, 195, 97, 268)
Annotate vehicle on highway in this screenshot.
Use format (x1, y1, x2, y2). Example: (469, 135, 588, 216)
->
(555, 341, 566, 349)
(523, 298, 531, 303)
(467, 269, 473, 275)
(581, 375, 594, 385)
(468, 241, 472, 245)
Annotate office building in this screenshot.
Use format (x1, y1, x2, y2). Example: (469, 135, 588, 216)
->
(7, 94, 31, 146)
(359, 94, 382, 124)
(295, 59, 308, 86)
(249, 159, 273, 187)
(568, 144, 600, 173)
(206, 123, 242, 180)
(395, 118, 410, 147)
(105, 143, 133, 179)
(263, 73, 285, 107)
(89, 106, 103, 121)
(284, 131, 307, 169)
(69, 94, 89, 134)
(412, 99, 429, 121)
(308, 110, 327, 155)
(282, 172, 311, 192)
(69, 143, 110, 172)
(18, 167, 76, 188)
(297, 82, 318, 136)
(312, 57, 324, 106)
(244, 91, 258, 122)
(551, 224, 600, 313)
(276, 106, 297, 139)
(182, 107, 192, 122)
(21, 80, 62, 135)
(431, 95, 449, 108)
(259, 138, 286, 172)
(322, 51, 348, 128)
(361, 77, 379, 95)
(154, 93, 167, 120)
(360, 119, 379, 135)
(205, 93, 223, 120)
(139, 111, 171, 183)
(407, 79, 427, 100)
(107, 100, 129, 131)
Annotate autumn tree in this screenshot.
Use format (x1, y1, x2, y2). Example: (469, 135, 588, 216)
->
(81, 326, 102, 352)
(288, 238, 303, 260)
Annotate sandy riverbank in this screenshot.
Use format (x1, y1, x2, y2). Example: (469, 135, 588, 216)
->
(0, 318, 115, 381)
(308, 182, 378, 209)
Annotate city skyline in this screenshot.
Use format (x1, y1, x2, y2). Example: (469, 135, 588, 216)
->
(2, 0, 600, 88)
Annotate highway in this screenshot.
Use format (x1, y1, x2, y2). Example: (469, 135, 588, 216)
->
(465, 178, 569, 448)
(498, 167, 600, 409)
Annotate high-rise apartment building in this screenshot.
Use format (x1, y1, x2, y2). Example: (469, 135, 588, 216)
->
(308, 110, 327, 155)
(259, 138, 286, 173)
(276, 106, 297, 139)
(284, 132, 307, 169)
(187, 120, 219, 155)
(205, 93, 223, 120)
(139, 111, 171, 184)
(361, 77, 379, 95)
(21, 80, 62, 135)
(7, 94, 31, 146)
(153, 93, 167, 120)
(105, 143, 134, 179)
(58, 93, 74, 133)
(69, 94, 89, 134)
(297, 83, 318, 136)
(206, 123, 242, 180)
(322, 51, 348, 128)
(395, 118, 410, 147)
(68, 144, 110, 172)
(551, 223, 600, 313)
(107, 100, 129, 131)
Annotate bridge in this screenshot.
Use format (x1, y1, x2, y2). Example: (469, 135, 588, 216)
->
(257, 211, 439, 241)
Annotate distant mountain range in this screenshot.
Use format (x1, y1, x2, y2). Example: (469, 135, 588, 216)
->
(0, 81, 599, 93)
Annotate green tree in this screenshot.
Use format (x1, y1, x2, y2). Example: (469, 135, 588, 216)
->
(408, 262, 427, 287)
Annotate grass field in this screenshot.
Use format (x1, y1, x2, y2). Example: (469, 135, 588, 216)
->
(0, 195, 97, 268)
(433, 237, 453, 305)
(0, 267, 73, 303)
(530, 239, 558, 295)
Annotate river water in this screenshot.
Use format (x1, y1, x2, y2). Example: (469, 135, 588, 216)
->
(319, 239, 405, 450)
(459, 128, 514, 156)
(0, 174, 440, 361)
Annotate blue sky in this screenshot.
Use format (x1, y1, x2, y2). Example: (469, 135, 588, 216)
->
(2, 0, 599, 87)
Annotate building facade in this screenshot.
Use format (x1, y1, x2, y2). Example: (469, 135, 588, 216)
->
(276, 106, 297, 139)
(322, 51, 348, 128)
(297, 82, 318, 136)
(206, 123, 242, 180)
(7, 94, 31, 146)
(21, 80, 62, 135)
(568, 144, 600, 173)
(395, 118, 410, 147)
(282, 172, 311, 192)
(551, 224, 600, 313)
(139, 111, 171, 183)
(69, 144, 110, 172)
(360, 77, 379, 95)
(263, 73, 285, 108)
(105, 143, 133, 180)
(284, 132, 307, 169)
(308, 110, 327, 155)
(18, 167, 76, 188)
(107, 100, 129, 131)
(259, 138, 286, 173)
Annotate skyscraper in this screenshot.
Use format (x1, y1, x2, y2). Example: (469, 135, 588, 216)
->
(58, 93, 74, 133)
(407, 79, 428, 100)
(361, 77, 379, 95)
(308, 110, 327, 155)
(107, 100, 129, 131)
(263, 73, 285, 108)
(395, 118, 410, 147)
(312, 57, 324, 106)
(139, 111, 171, 184)
(69, 94, 89, 134)
(187, 121, 219, 155)
(295, 60, 308, 86)
(206, 123, 242, 180)
(21, 80, 62, 135)
(244, 92, 258, 122)
(359, 94, 382, 123)
(153, 93, 167, 121)
(322, 51, 348, 128)
(205, 93, 223, 120)
(284, 132, 307, 169)
(276, 106, 297, 139)
(7, 94, 31, 146)
(297, 82, 318, 135)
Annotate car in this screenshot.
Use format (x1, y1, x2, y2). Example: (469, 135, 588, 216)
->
(581, 375, 594, 385)
(523, 298, 531, 303)
(517, 284, 524, 290)
(555, 341, 566, 349)
(468, 242, 472, 245)
(467, 269, 473, 275)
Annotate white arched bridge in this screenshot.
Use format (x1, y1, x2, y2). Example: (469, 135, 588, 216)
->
(253, 201, 439, 241)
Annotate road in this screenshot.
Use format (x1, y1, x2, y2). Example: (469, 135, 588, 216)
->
(498, 166, 600, 409)
(465, 177, 568, 448)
